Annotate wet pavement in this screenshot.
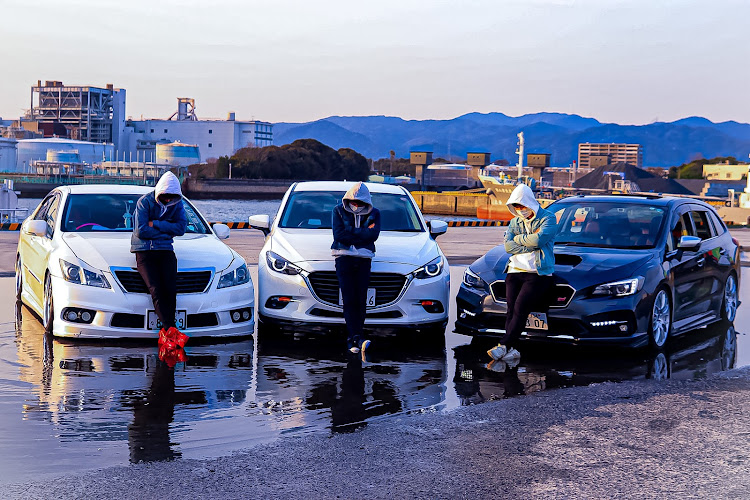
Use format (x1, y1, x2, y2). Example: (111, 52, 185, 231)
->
(0, 267, 749, 485)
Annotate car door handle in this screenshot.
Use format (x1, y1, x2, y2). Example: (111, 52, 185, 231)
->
(696, 257, 705, 267)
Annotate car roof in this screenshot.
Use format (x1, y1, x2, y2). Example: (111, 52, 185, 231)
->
(56, 184, 155, 195)
(551, 195, 694, 208)
(292, 181, 406, 194)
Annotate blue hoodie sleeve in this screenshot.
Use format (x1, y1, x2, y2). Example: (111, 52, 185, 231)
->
(351, 209, 380, 244)
(133, 195, 164, 241)
(332, 205, 355, 246)
(152, 202, 187, 236)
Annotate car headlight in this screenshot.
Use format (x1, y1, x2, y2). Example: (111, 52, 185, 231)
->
(462, 268, 487, 289)
(413, 256, 444, 279)
(218, 263, 251, 289)
(59, 259, 111, 288)
(266, 251, 302, 275)
(591, 277, 644, 297)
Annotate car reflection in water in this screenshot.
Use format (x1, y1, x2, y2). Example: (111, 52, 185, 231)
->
(256, 334, 446, 434)
(453, 320, 738, 405)
(13, 303, 254, 464)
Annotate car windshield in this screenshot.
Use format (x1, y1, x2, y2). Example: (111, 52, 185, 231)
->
(278, 190, 424, 231)
(61, 194, 210, 234)
(551, 201, 666, 249)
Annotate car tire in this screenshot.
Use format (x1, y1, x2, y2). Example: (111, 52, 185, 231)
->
(15, 256, 22, 303)
(43, 273, 54, 334)
(721, 273, 738, 322)
(649, 288, 671, 349)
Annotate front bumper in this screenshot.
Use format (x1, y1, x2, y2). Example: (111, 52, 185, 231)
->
(454, 283, 651, 348)
(257, 260, 450, 330)
(50, 274, 255, 339)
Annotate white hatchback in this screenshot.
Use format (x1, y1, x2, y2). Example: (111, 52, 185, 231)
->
(16, 185, 255, 339)
(249, 181, 450, 334)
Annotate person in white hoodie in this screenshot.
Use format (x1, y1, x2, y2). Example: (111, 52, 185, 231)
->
(131, 171, 188, 348)
(487, 184, 557, 363)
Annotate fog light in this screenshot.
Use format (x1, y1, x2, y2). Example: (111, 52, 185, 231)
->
(242, 310, 250, 320)
(61, 307, 96, 324)
(619, 324, 628, 332)
(232, 311, 241, 322)
(266, 296, 292, 310)
(419, 300, 444, 314)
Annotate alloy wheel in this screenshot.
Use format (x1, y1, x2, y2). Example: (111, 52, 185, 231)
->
(15, 257, 22, 301)
(650, 289, 670, 348)
(650, 352, 668, 380)
(723, 275, 738, 322)
(43, 274, 54, 333)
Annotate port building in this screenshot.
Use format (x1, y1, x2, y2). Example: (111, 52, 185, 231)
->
(121, 98, 273, 164)
(578, 143, 643, 169)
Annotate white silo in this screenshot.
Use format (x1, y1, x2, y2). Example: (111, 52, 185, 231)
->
(156, 141, 201, 167)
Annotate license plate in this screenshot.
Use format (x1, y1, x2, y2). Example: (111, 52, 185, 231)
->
(148, 310, 186, 330)
(339, 288, 376, 307)
(526, 312, 548, 330)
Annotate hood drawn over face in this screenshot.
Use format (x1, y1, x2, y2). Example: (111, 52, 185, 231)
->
(342, 181, 373, 215)
(155, 171, 183, 208)
(506, 184, 540, 218)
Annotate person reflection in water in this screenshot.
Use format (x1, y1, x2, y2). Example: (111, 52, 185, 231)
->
(128, 356, 182, 463)
(331, 354, 367, 433)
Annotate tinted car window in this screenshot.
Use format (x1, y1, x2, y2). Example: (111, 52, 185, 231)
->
(61, 194, 209, 234)
(690, 211, 713, 240)
(279, 191, 424, 231)
(668, 212, 696, 251)
(707, 210, 726, 236)
(553, 202, 665, 248)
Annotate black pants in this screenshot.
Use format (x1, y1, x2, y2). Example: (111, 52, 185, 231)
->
(502, 272, 553, 349)
(335, 256, 372, 343)
(136, 251, 178, 329)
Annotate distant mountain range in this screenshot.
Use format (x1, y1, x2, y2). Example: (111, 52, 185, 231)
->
(272, 112, 750, 168)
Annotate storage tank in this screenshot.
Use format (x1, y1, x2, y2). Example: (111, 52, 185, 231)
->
(156, 141, 200, 166)
(16, 138, 114, 173)
(0, 137, 17, 172)
(46, 150, 81, 164)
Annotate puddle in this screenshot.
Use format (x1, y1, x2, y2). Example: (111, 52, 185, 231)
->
(0, 268, 747, 483)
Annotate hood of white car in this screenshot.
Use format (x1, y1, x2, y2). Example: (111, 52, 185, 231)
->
(62, 233, 236, 272)
(270, 228, 440, 268)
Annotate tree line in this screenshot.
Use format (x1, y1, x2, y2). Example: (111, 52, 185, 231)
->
(203, 139, 370, 181)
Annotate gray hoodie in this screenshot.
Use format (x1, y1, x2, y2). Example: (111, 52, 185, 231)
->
(342, 182, 374, 228)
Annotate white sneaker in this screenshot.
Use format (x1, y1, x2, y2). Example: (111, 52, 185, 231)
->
(487, 344, 507, 361)
(349, 346, 360, 354)
(502, 347, 521, 361)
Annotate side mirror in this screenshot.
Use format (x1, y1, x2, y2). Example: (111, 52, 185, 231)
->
(677, 235, 701, 250)
(429, 220, 448, 239)
(249, 214, 271, 236)
(23, 220, 48, 237)
(213, 223, 230, 240)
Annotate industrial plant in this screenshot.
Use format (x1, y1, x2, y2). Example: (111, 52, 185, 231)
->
(0, 80, 273, 180)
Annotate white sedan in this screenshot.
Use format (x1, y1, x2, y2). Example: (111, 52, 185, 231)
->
(249, 181, 450, 334)
(16, 185, 255, 339)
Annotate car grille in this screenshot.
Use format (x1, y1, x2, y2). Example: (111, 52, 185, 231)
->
(307, 271, 407, 307)
(114, 270, 212, 294)
(490, 281, 575, 308)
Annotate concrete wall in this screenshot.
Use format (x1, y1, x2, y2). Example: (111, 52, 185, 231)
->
(411, 192, 489, 216)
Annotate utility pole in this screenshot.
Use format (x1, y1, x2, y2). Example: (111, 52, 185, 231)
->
(229, 162, 232, 179)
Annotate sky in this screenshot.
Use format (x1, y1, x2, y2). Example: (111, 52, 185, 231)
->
(1, 0, 748, 125)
